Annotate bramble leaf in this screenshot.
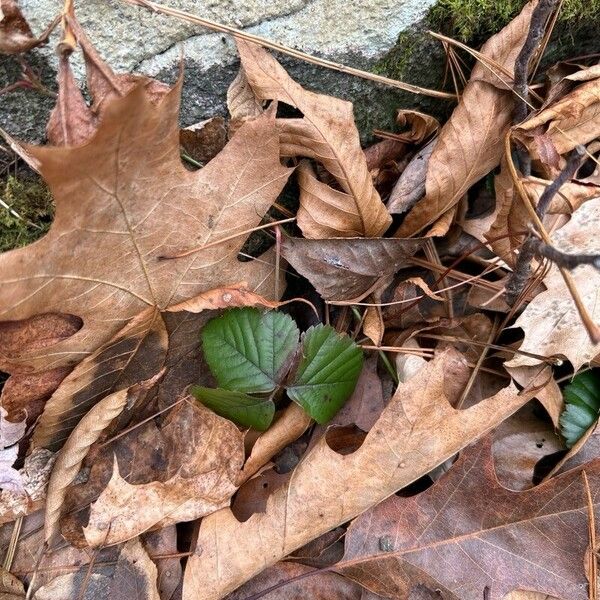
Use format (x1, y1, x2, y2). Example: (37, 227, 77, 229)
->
(287, 325, 363, 424)
(191, 386, 275, 431)
(201, 308, 299, 394)
(559, 370, 600, 447)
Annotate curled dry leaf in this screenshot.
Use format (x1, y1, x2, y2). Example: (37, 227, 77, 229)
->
(236, 40, 391, 238)
(0, 0, 55, 55)
(507, 198, 600, 371)
(396, 0, 536, 237)
(82, 400, 244, 547)
(281, 237, 424, 302)
(182, 349, 529, 599)
(387, 138, 435, 215)
(515, 77, 600, 157)
(339, 437, 597, 600)
(44, 375, 160, 543)
(179, 116, 228, 165)
(393, 110, 439, 144)
(227, 68, 265, 135)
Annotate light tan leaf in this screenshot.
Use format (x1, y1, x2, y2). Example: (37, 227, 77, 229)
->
(227, 68, 265, 134)
(393, 110, 439, 144)
(507, 198, 600, 371)
(83, 400, 244, 547)
(0, 566, 25, 599)
(239, 403, 312, 485)
(237, 40, 391, 238)
(44, 375, 160, 543)
(515, 77, 600, 156)
(397, 1, 536, 237)
(0, 68, 291, 375)
(363, 305, 384, 346)
(182, 349, 529, 599)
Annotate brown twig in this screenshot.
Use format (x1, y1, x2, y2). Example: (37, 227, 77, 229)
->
(505, 145, 586, 305)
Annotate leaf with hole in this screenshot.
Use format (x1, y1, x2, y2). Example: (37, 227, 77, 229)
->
(201, 308, 300, 394)
(287, 325, 364, 424)
(191, 386, 275, 432)
(560, 370, 600, 447)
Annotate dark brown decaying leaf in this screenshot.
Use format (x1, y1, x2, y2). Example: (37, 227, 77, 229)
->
(236, 40, 392, 238)
(179, 116, 228, 165)
(0, 0, 55, 55)
(281, 237, 424, 302)
(182, 349, 530, 599)
(396, 0, 536, 236)
(340, 437, 597, 600)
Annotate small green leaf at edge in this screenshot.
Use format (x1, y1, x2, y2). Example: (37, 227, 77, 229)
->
(287, 324, 363, 425)
(201, 307, 300, 394)
(191, 386, 275, 431)
(559, 370, 600, 448)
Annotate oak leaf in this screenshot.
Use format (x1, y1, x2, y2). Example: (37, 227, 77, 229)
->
(397, 0, 536, 237)
(182, 349, 529, 599)
(339, 437, 598, 600)
(236, 40, 392, 238)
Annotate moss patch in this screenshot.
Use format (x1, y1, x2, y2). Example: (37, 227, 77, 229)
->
(0, 175, 54, 252)
(428, 0, 600, 45)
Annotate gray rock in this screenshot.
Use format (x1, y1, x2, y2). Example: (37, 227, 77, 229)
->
(0, 0, 438, 142)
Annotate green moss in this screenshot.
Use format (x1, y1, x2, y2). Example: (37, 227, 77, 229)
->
(0, 175, 54, 252)
(428, 0, 600, 45)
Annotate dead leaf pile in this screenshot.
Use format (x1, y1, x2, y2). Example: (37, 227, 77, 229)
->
(1, 1, 600, 598)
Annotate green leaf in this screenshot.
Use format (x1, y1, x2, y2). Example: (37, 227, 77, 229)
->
(201, 308, 300, 393)
(287, 324, 363, 424)
(191, 386, 275, 431)
(559, 370, 600, 447)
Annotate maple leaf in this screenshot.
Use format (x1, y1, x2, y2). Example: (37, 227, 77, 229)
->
(339, 436, 598, 600)
(182, 349, 530, 599)
(396, 0, 536, 237)
(507, 198, 600, 371)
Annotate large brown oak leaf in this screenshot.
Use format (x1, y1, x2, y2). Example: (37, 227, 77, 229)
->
(0, 83, 291, 375)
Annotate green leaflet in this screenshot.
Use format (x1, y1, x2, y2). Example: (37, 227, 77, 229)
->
(191, 386, 275, 431)
(559, 370, 600, 448)
(287, 325, 364, 425)
(197, 309, 363, 430)
(201, 307, 299, 393)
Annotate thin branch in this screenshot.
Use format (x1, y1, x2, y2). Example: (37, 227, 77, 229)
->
(535, 241, 600, 270)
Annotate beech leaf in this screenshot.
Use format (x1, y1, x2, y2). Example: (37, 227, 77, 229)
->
(191, 386, 275, 432)
(287, 325, 363, 424)
(201, 308, 299, 394)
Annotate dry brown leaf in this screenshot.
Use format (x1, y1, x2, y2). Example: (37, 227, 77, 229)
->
(44, 375, 160, 543)
(81, 400, 244, 547)
(387, 139, 435, 215)
(227, 67, 265, 135)
(236, 40, 391, 238)
(515, 77, 600, 157)
(339, 437, 597, 599)
(507, 198, 600, 371)
(239, 403, 312, 484)
(143, 526, 182, 600)
(0, 566, 25, 599)
(182, 349, 529, 599)
(363, 305, 384, 346)
(0, 0, 54, 55)
(179, 117, 227, 165)
(393, 110, 439, 144)
(396, 1, 536, 237)
(280, 237, 424, 302)
(0, 40, 290, 378)
(33, 308, 168, 451)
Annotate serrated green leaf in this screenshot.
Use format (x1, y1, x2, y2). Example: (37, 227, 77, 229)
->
(201, 308, 299, 393)
(191, 386, 275, 431)
(559, 370, 600, 447)
(287, 324, 363, 424)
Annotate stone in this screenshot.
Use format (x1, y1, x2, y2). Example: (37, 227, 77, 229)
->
(0, 0, 439, 142)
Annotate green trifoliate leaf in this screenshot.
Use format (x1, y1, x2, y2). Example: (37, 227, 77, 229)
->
(287, 324, 363, 424)
(559, 370, 600, 448)
(191, 386, 275, 431)
(201, 308, 299, 393)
